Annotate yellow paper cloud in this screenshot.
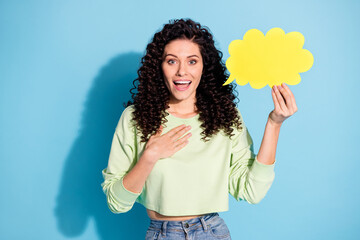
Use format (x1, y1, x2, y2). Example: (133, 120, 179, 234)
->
(223, 28, 314, 89)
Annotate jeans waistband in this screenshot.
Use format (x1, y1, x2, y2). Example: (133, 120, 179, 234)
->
(148, 212, 219, 232)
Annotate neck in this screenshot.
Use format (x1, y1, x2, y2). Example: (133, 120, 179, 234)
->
(167, 99, 198, 114)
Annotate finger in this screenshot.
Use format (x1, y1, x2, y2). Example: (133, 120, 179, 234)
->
(164, 124, 186, 136)
(274, 85, 287, 112)
(271, 86, 281, 111)
(282, 83, 298, 112)
(174, 132, 192, 147)
(178, 132, 192, 143)
(174, 138, 190, 151)
(278, 84, 293, 111)
(279, 83, 294, 112)
(170, 125, 191, 140)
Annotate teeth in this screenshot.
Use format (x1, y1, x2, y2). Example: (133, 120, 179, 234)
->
(174, 81, 191, 84)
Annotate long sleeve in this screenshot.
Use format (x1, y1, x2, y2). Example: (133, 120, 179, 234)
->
(228, 110, 276, 204)
(101, 106, 141, 213)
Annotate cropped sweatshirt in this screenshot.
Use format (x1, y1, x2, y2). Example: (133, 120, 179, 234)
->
(101, 105, 276, 216)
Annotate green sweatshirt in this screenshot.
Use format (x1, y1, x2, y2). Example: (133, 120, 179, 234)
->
(101, 105, 275, 216)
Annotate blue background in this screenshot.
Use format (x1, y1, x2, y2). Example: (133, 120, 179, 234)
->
(1, 0, 359, 239)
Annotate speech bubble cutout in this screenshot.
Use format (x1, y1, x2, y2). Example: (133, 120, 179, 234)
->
(223, 28, 314, 89)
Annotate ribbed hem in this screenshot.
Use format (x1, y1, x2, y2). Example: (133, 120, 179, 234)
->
(142, 203, 229, 217)
(249, 155, 275, 181)
(112, 177, 141, 204)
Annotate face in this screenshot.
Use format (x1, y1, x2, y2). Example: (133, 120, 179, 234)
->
(162, 38, 203, 105)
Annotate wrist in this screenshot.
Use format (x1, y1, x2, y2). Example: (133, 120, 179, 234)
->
(139, 150, 159, 165)
(268, 115, 283, 128)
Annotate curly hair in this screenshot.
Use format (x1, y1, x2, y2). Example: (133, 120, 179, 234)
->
(124, 18, 243, 143)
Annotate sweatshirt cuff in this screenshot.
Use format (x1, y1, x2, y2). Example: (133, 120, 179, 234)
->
(249, 155, 275, 181)
(112, 177, 142, 204)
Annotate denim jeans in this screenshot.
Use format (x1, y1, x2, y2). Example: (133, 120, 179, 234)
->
(145, 212, 232, 240)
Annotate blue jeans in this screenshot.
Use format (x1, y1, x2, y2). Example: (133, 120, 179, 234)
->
(145, 212, 232, 240)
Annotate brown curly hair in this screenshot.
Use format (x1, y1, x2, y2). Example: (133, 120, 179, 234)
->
(124, 18, 243, 143)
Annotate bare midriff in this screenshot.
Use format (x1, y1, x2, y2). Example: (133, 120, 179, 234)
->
(146, 209, 206, 221)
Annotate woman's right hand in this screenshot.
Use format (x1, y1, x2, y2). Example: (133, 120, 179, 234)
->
(144, 124, 192, 162)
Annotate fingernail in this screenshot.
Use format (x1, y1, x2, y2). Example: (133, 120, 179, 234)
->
(278, 85, 282, 90)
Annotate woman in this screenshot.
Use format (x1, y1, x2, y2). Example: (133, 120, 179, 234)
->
(101, 18, 297, 240)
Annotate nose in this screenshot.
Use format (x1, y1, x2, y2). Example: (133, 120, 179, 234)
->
(176, 62, 187, 76)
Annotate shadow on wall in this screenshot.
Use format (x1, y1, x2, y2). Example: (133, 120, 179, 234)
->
(54, 52, 149, 240)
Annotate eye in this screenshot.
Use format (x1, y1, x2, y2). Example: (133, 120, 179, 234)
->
(167, 59, 176, 64)
(189, 60, 197, 65)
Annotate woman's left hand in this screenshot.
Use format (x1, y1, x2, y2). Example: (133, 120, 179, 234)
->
(269, 83, 298, 127)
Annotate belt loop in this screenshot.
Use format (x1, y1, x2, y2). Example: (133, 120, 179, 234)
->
(200, 216, 208, 232)
(161, 221, 168, 237)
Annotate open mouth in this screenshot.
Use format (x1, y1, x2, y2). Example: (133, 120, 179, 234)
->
(173, 80, 192, 91)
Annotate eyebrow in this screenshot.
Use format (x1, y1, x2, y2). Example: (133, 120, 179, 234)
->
(164, 54, 200, 58)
